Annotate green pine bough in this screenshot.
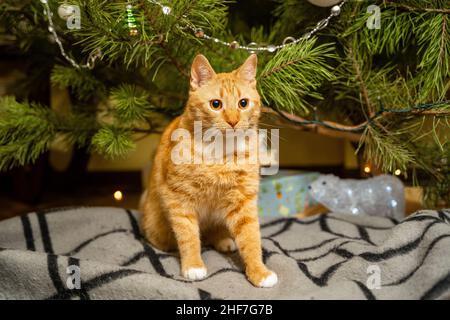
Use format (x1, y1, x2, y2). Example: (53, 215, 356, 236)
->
(0, 0, 449, 207)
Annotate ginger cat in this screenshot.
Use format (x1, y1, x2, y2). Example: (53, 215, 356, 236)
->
(140, 54, 277, 288)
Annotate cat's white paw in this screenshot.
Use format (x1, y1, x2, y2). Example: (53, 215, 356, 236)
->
(215, 238, 237, 253)
(183, 267, 207, 280)
(258, 272, 278, 288)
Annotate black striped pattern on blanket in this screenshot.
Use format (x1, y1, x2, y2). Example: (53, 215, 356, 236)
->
(0, 207, 449, 300)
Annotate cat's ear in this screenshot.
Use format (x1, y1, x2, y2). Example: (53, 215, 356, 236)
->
(190, 54, 216, 90)
(237, 54, 257, 85)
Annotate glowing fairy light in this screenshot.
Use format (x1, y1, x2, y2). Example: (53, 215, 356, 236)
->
(114, 190, 123, 201)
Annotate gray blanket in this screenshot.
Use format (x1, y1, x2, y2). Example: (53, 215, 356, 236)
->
(0, 207, 449, 300)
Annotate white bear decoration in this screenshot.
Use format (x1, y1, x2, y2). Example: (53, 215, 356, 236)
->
(308, 174, 405, 220)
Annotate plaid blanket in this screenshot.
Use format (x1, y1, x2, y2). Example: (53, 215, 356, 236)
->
(0, 207, 449, 299)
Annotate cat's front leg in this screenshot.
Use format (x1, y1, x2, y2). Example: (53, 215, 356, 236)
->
(225, 198, 278, 288)
(169, 211, 207, 280)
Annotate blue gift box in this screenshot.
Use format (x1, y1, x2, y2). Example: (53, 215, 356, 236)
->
(258, 170, 320, 216)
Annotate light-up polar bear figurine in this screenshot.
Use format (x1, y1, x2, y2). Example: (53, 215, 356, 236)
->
(308, 174, 405, 220)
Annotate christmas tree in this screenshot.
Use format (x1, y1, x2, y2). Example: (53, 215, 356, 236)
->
(0, 0, 449, 206)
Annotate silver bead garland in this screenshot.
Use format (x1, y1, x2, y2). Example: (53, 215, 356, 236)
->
(39, 0, 102, 69)
(177, 0, 347, 53)
(39, 0, 346, 69)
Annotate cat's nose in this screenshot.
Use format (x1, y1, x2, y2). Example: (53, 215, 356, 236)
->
(226, 119, 239, 128)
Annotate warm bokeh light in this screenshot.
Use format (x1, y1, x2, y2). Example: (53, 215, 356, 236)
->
(113, 190, 123, 201)
(364, 165, 371, 173)
(394, 169, 401, 176)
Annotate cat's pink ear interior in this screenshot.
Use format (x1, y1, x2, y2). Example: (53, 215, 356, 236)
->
(237, 54, 257, 85)
(190, 54, 216, 90)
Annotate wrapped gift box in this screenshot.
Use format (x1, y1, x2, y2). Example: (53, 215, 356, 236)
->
(258, 170, 319, 216)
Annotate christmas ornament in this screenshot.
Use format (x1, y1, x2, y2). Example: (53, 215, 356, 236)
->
(161, 5, 172, 15)
(306, 0, 342, 7)
(308, 174, 405, 220)
(57, 3, 81, 30)
(126, 4, 139, 36)
(57, 4, 78, 20)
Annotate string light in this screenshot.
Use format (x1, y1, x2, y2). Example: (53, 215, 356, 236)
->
(275, 100, 450, 133)
(114, 190, 123, 201)
(394, 169, 401, 176)
(38, 0, 346, 69)
(364, 165, 371, 174)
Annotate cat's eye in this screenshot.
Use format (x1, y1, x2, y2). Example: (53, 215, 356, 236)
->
(209, 99, 222, 110)
(238, 98, 249, 109)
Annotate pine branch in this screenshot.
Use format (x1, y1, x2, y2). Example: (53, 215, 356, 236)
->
(348, 45, 375, 117)
(385, 1, 450, 14)
(360, 125, 415, 173)
(0, 96, 164, 170)
(2, 0, 450, 206)
(258, 37, 336, 114)
(159, 41, 189, 78)
(0, 96, 98, 170)
(51, 65, 106, 101)
(262, 107, 362, 142)
(111, 84, 154, 122)
(265, 100, 450, 142)
(91, 125, 136, 158)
